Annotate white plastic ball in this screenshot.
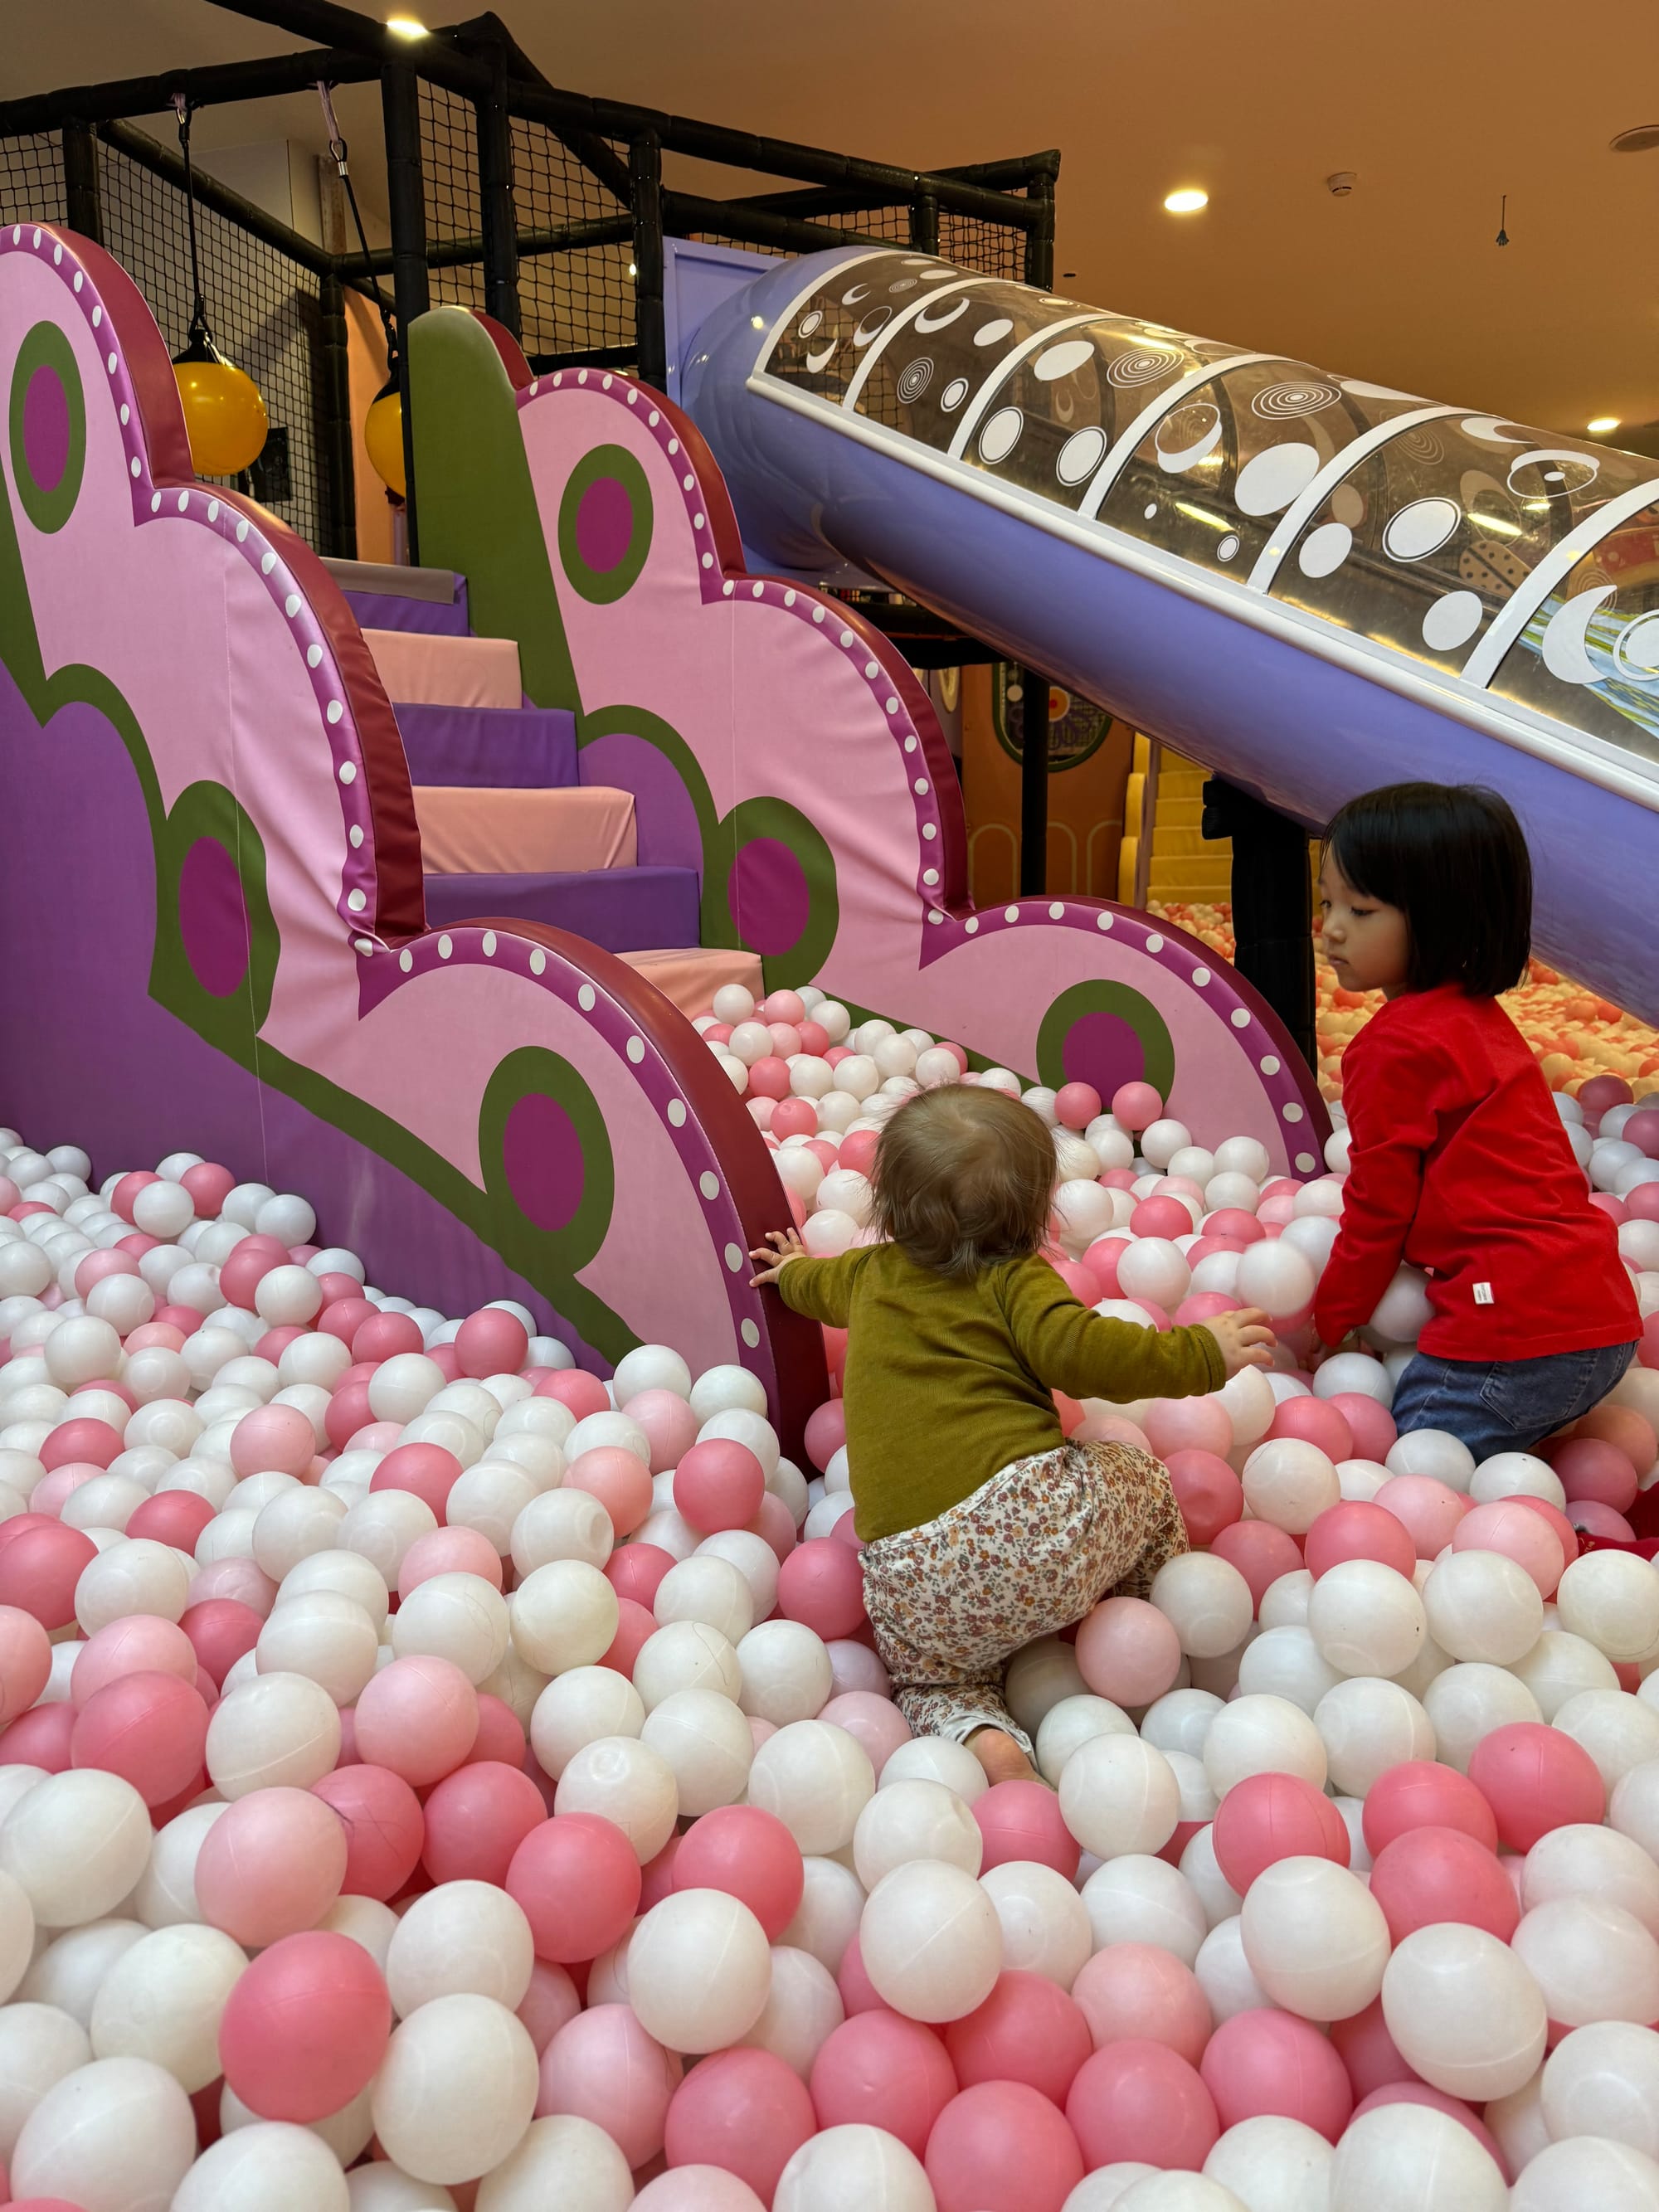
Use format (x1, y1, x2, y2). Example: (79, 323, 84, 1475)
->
(1380, 1920, 1546, 2099)
(747, 1721, 874, 1854)
(688, 1366, 769, 1423)
(370, 1992, 538, 2185)
(1203, 1694, 1328, 1795)
(1151, 1553, 1254, 1659)
(859, 1860, 1001, 2024)
(1385, 1428, 1475, 1490)
(851, 1779, 982, 1890)
(640, 1689, 753, 1816)
(737, 1621, 834, 1726)
(1059, 1735, 1179, 1859)
(1315, 1676, 1435, 1795)
(1241, 1440, 1339, 1534)
(654, 1556, 755, 1646)
(1512, 1898, 1659, 2030)
(89, 1923, 248, 2090)
(554, 1736, 678, 1861)
(509, 1560, 618, 1675)
(386, 1880, 534, 2015)
(1423, 1660, 1542, 1771)
(205, 1670, 342, 1797)
(634, 1621, 742, 1712)
(392, 1572, 509, 1685)
(10, 2054, 197, 2210)
(772, 2123, 934, 2212)
(1080, 1855, 1208, 1965)
(979, 1859, 1091, 1988)
(1240, 1855, 1389, 2021)
(1203, 2116, 1331, 2212)
(1510, 2137, 1659, 2212)
(1327, 2102, 1506, 2212)
(629, 1888, 773, 2052)
(1558, 1553, 1659, 1664)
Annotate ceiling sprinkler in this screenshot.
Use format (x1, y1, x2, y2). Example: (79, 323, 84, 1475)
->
(1326, 172, 1357, 197)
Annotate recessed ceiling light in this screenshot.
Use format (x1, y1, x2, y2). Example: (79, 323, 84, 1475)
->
(1588, 416, 1621, 435)
(385, 14, 428, 37)
(1610, 126, 1659, 153)
(1163, 188, 1209, 215)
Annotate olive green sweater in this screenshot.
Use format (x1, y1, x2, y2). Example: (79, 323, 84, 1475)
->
(779, 1243, 1226, 1541)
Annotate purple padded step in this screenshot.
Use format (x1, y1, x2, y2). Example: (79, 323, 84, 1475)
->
(395, 702, 578, 789)
(343, 585, 471, 637)
(421, 864, 701, 953)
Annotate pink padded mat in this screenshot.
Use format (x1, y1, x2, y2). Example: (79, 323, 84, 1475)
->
(414, 785, 637, 873)
(363, 628, 522, 708)
(620, 946, 765, 1017)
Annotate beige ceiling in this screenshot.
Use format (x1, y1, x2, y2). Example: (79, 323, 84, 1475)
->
(7, 0, 1659, 439)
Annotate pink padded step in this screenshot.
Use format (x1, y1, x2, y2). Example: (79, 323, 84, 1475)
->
(363, 629, 522, 708)
(414, 785, 637, 873)
(620, 946, 765, 1018)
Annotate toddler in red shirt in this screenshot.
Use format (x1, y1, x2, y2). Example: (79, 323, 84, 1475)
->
(1315, 782, 1639, 1462)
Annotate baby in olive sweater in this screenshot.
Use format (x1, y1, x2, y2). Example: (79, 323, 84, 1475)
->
(752, 1083, 1272, 1784)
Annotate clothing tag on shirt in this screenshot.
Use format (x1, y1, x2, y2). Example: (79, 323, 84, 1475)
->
(1473, 1282, 1494, 1305)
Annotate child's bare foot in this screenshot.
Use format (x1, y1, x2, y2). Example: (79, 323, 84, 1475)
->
(967, 1727, 1039, 1787)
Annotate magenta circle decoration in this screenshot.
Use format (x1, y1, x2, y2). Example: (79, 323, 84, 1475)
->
(708, 795, 840, 989)
(479, 1046, 615, 1271)
(8, 319, 85, 534)
(728, 837, 812, 958)
(557, 444, 653, 604)
(178, 836, 252, 999)
(501, 1092, 585, 1234)
(1037, 979, 1175, 1102)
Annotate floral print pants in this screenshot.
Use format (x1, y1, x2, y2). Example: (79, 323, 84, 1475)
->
(860, 1441, 1188, 1758)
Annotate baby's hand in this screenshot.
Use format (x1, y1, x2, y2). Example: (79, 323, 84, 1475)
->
(748, 1228, 808, 1286)
(1205, 1307, 1277, 1376)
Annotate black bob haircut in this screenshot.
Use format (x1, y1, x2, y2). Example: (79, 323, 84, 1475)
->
(1323, 781, 1532, 998)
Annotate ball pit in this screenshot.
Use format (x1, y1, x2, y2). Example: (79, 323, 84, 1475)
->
(0, 1098, 1652, 2208)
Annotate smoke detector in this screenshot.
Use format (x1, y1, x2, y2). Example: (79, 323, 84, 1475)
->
(1326, 172, 1358, 197)
(1611, 125, 1659, 153)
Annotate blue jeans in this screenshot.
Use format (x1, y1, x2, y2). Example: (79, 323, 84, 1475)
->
(1391, 1341, 1637, 1464)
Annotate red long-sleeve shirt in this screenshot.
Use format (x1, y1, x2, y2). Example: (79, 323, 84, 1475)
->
(1315, 985, 1639, 1361)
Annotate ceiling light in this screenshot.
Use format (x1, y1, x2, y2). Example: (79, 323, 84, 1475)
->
(385, 14, 428, 37)
(1610, 126, 1659, 153)
(1588, 415, 1621, 435)
(627, 262, 637, 277)
(1163, 188, 1209, 215)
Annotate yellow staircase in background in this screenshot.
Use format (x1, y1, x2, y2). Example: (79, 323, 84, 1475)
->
(1117, 738, 1232, 907)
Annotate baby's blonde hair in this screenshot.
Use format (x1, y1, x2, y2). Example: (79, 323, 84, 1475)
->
(870, 1084, 1055, 1278)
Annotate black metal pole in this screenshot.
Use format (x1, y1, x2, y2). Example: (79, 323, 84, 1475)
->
(630, 133, 666, 391)
(474, 41, 521, 339)
(659, 192, 890, 259)
(1019, 668, 1048, 897)
(380, 63, 428, 562)
(1024, 171, 1056, 289)
(317, 269, 357, 560)
(0, 48, 378, 137)
(60, 119, 102, 242)
(909, 187, 939, 255)
(1203, 779, 1317, 1070)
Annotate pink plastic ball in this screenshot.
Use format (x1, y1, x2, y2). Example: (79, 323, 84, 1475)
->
(218, 1235, 289, 1312)
(625, 1391, 700, 1475)
(0, 1522, 95, 1630)
(1112, 1084, 1163, 1131)
(518, 1961, 583, 2055)
(1071, 1944, 1212, 2065)
(1050, 1257, 1102, 1306)
(0, 1704, 75, 1772)
(945, 1971, 1092, 2105)
(219, 1929, 392, 2121)
(230, 1403, 316, 1480)
(197, 1786, 348, 1945)
(398, 1526, 505, 1597)
(538, 2003, 683, 2171)
(762, 989, 806, 1026)
(1582, 1073, 1635, 1115)
(39, 1418, 122, 1473)
(71, 1616, 197, 1708)
(1304, 1500, 1418, 1580)
(1451, 1500, 1565, 1597)
(1269, 1396, 1354, 1462)
(180, 1599, 264, 1691)
(533, 1369, 609, 1419)
(1200, 2007, 1354, 2142)
(1164, 1450, 1244, 1548)
(182, 1161, 236, 1214)
(804, 1401, 848, 1474)
(467, 1693, 526, 1769)
(31, 1462, 100, 1519)
(70, 1670, 209, 1807)
(601, 1597, 659, 1679)
(369, 1441, 463, 1520)
(453, 1305, 528, 1380)
(767, 1024, 804, 1061)
(353, 1654, 479, 1787)
(1362, 1760, 1499, 1857)
(1564, 1500, 1635, 1538)
(770, 1100, 817, 1141)
(776, 1539, 868, 1638)
(1142, 1398, 1234, 1461)
(973, 1780, 1079, 1878)
(311, 1763, 425, 1901)
(1328, 1996, 1421, 2100)
(1468, 1721, 1606, 1850)
(663, 2046, 814, 2202)
(0, 1606, 51, 1727)
(674, 1440, 767, 1535)
(1328, 1392, 1398, 1462)
(508, 1813, 642, 1963)
(1055, 1083, 1102, 1131)
(569, 1446, 655, 1538)
(1131, 1197, 1194, 1242)
(748, 1057, 792, 1101)
(1206, 1209, 1266, 1243)
(421, 1759, 547, 1887)
(810, 2010, 958, 2156)
(1368, 1824, 1518, 1944)
(187, 1558, 277, 1618)
(817, 1691, 910, 1775)
(1209, 1520, 1303, 1610)
(927, 2079, 1085, 2212)
(1552, 1437, 1639, 1513)
(672, 1805, 804, 1941)
(126, 1491, 216, 1552)
(1374, 1473, 1471, 1558)
(352, 1311, 424, 1363)
(109, 1169, 160, 1223)
(1075, 1595, 1182, 1706)
(606, 1544, 676, 1611)
(836, 1935, 883, 2019)
(1065, 2039, 1219, 2171)
(1211, 1771, 1350, 1894)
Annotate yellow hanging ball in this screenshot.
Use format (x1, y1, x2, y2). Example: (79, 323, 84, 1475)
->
(365, 386, 406, 497)
(172, 348, 268, 478)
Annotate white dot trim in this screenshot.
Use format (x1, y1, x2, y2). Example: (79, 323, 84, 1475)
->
(625, 1038, 645, 1063)
(699, 1171, 720, 1200)
(740, 1320, 760, 1349)
(667, 1100, 688, 1127)
(346, 889, 366, 913)
(1282, 1102, 1305, 1122)
(437, 935, 453, 959)
(529, 949, 547, 975)
(482, 931, 497, 955)
(724, 1243, 743, 1272)
(1230, 1009, 1250, 1028)
(578, 984, 596, 1011)
(1048, 902, 1064, 919)
(1096, 912, 1114, 931)
(399, 949, 414, 973)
